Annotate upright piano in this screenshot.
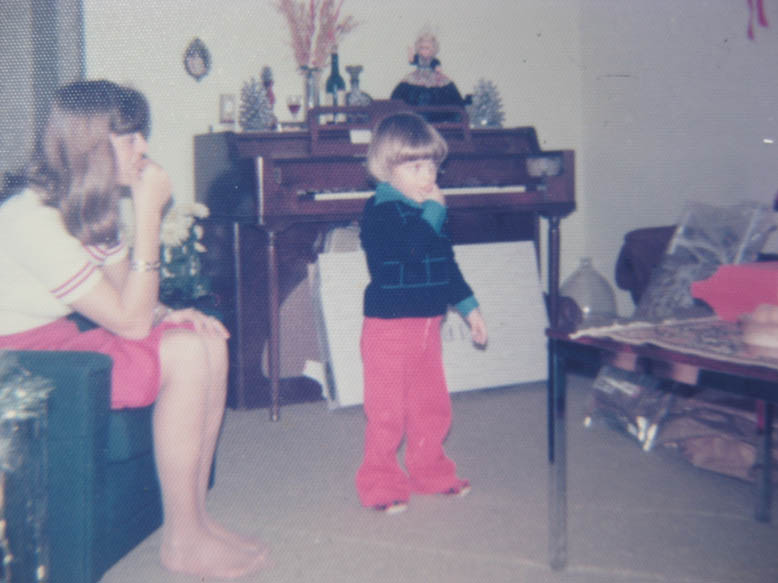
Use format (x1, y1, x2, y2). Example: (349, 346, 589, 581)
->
(194, 100, 575, 419)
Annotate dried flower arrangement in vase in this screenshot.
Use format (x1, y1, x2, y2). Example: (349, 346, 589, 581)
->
(274, 0, 359, 116)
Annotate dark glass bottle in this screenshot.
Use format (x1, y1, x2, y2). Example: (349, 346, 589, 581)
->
(325, 49, 346, 107)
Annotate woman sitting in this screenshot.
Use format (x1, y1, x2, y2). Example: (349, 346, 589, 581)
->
(0, 80, 267, 579)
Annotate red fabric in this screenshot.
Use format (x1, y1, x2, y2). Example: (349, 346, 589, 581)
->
(0, 317, 190, 409)
(690, 262, 778, 321)
(748, 0, 769, 39)
(356, 316, 461, 506)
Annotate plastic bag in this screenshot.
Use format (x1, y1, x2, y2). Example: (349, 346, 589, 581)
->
(632, 201, 774, 322)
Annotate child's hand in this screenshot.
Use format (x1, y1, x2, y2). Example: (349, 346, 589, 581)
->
(466, 309, 488, 346)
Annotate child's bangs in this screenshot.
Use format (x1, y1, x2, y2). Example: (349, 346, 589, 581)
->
(391, 140, 446, 167)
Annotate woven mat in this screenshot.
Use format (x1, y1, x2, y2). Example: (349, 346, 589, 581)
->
(571, 317, 778, 371)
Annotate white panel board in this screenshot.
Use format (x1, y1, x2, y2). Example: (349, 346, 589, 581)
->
(313, 241, 548, 407)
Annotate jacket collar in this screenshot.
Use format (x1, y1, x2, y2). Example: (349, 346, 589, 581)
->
(375, 182, 421, 208)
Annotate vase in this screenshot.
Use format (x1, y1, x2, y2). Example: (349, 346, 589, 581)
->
(345, 65, 372, 108)
(560, 257, 618, 328)
(301, 66, 321, 122)
(345, 65, 372, 123)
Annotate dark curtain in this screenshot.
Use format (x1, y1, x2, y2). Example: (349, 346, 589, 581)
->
(0, 0, 84, 180)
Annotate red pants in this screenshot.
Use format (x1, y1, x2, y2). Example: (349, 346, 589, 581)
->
(356, 316, 460, 506)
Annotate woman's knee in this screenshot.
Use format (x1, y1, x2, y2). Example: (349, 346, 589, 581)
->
(160, 329, 227, 382)
(202, 334, 229, 378)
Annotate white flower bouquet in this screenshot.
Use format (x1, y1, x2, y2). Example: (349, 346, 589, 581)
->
(119, 200, 213, 307)
(158, 202, 212, 306)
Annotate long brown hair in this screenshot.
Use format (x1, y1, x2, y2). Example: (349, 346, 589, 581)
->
(20, 80, 150, 245)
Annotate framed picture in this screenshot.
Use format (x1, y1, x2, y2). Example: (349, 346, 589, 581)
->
(183, 37, 211, 81)
(219, 94, 236, 124)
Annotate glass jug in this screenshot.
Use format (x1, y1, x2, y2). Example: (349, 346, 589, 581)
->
(560, 257, 617, 327)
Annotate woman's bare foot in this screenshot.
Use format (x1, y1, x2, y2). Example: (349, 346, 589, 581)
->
(207, 518, 268, 553)
(160, 528, 268, 579)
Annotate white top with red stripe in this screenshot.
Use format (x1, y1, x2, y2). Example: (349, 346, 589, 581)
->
(0, 188, 127, 334)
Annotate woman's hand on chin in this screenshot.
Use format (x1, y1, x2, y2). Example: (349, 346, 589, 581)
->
(132, 160, 172, 216)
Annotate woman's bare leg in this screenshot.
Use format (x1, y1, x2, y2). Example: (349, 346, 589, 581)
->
(154, 329, 266, 578)
(195, 334, 267, 552)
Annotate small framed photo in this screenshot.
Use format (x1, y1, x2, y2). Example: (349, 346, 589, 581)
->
(219, 94, 236, 124)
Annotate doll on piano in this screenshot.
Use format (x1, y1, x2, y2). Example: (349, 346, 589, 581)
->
(407, 29, 441, 74)
(391, 26, 467, 119)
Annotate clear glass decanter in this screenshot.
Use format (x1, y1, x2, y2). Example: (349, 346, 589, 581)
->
(345, 65, 372, 107)
(560, 257, 618, 327)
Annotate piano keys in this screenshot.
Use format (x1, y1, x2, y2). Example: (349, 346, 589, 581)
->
(194, 100, 575, 419)
(196, 101, 573, 227)
(308, 184, 528, 201)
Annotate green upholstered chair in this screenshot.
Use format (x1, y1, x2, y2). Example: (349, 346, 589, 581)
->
(14, 350, 162, 583)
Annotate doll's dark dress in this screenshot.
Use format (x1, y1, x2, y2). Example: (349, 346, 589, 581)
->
(391, 56, 466, 121)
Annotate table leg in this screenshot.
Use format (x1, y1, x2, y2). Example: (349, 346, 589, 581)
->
(756, 399, 773, 522)
(548, 338, 568, 570)
(267, 230, 281, 422)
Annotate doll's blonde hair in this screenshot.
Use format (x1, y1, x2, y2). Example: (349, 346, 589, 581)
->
(367, 112, 448, 182)
(414, 26, 439, 56)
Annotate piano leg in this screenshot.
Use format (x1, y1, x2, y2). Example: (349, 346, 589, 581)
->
(547, 214, 561, 329)
(267, 230, 281, 421)
(232, 222, 247, 409)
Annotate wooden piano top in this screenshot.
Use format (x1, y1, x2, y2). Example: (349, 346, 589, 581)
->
(194, 102, 575, 227)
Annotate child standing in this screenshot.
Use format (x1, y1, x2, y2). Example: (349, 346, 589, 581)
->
(356, 112, 488, 514)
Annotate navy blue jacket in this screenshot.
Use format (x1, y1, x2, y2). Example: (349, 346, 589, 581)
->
(360, 182, 478, 319)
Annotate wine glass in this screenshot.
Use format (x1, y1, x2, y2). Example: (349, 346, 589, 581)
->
(286, 95, 302, 121)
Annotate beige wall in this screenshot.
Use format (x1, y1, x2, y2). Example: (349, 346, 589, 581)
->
(580, 0, 778, 312)
(82, 1, 778, 315)
(83, 0, 585, 293)
(82, 2, 583, 187)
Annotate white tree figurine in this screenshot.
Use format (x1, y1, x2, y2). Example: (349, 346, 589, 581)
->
(239, 78, 276, 131)
(467, 79, 505, 128)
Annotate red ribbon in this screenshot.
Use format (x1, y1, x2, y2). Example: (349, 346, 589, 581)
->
(747, 0, 769, 39)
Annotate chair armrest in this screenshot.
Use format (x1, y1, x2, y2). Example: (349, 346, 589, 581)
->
(8, 350, 113, 583)
(11, 350, 112, 441)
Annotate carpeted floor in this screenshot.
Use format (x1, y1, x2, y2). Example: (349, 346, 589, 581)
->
(101, 375, 778, 583)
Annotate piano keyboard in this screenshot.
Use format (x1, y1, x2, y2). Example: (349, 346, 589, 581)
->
(310, 184, 528, 201)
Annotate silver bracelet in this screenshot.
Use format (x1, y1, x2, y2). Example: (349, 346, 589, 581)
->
(130, 259, 161, 272)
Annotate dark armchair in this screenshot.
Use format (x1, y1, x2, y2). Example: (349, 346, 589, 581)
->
(13, 350, 161, 583)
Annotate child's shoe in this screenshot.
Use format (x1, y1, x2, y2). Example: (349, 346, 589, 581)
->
(442, 479, 471, 498)
(373, 500, 408, 515)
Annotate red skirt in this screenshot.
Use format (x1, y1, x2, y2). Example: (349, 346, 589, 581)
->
(0, 317, 188, 409)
